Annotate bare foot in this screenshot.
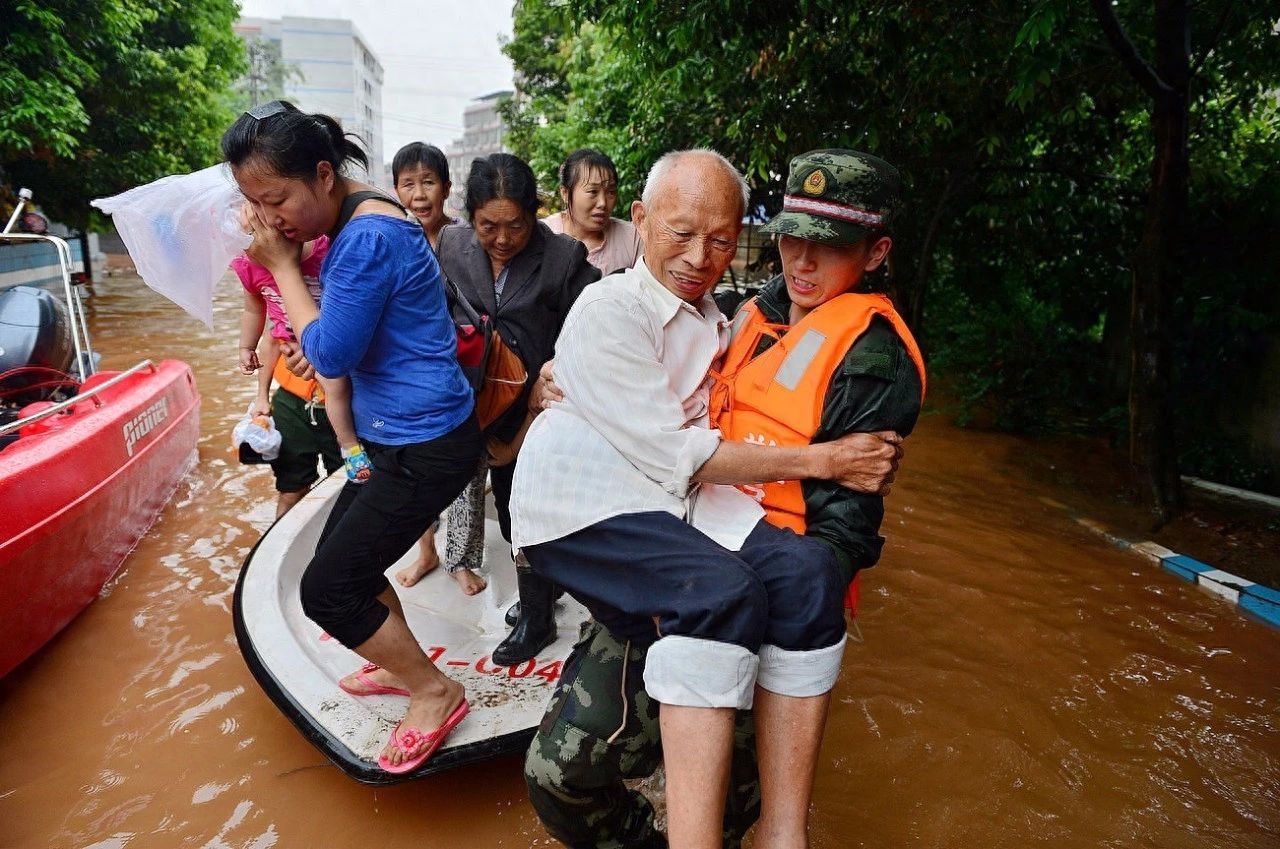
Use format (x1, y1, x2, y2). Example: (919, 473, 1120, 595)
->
(450, 568, 488, 596)
(380, 679, 467, 768)
(396, 540, 441, 588)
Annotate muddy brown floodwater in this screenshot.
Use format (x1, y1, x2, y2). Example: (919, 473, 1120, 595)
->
(2, 270, 1277, 849)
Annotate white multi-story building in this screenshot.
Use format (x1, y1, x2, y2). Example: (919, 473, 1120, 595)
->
(446, 91, 513, 213)
(235, 16, 386, 187)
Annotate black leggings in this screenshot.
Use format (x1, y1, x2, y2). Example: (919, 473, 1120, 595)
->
(488, 460, 516, 542)
(299, 416, 483, 648)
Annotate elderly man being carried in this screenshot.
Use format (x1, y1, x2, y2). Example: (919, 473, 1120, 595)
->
(509, 149, 906, 849)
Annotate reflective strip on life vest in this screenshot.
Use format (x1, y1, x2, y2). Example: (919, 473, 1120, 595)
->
(727, 308, 752, 345)
(774, 328, 827, 391)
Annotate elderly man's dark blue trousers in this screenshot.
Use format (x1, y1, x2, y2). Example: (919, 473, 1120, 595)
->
(521, 511, 846, 652)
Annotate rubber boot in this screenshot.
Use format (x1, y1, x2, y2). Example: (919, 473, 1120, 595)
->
(504, 585, 565, 626)
(492, 566, 557, 665)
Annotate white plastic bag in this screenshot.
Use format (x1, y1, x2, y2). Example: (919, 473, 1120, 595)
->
(231, 403, 282, 463)
(92, 165, 252, 328)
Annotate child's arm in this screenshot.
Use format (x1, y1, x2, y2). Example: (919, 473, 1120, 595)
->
(239, 291, 268, 374)
(252, 335, 278, 418)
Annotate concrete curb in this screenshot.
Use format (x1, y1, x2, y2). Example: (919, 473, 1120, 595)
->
(1042, 499, 1280, 630)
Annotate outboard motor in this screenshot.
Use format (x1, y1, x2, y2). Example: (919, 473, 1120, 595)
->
(0, 285, 75, 403)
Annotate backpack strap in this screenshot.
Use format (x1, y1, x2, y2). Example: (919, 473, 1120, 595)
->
(328, 189, 477, 325)
(329, 190, 408, 239)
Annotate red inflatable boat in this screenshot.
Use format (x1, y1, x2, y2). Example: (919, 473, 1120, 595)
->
(0, 194, 200, 677)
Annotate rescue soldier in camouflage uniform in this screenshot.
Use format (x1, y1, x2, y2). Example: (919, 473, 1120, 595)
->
(524, 149, 925, 848)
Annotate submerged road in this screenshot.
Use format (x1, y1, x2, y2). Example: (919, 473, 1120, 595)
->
(1, 271, 1277, 848)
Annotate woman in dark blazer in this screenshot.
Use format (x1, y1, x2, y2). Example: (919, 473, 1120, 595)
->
(437, 153, 600, 664)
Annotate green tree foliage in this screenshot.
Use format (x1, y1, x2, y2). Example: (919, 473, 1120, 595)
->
(502, 3, 635, 208)
(503, 0, 1280, 500)
(0, 0, 246, 230)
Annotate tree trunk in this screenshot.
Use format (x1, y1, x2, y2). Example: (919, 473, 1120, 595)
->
(906, 171, 962, 333)
(1129, 0, 1190, 526)
(1092, 0, 1191, 526)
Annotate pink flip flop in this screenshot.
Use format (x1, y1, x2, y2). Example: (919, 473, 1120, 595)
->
(338, 662, 411, 698)
(377, 699, 470, 775)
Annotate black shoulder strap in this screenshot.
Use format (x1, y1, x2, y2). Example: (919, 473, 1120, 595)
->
(432, 224, 481, 322)
(446, 273, 483, 326)
(326, 190, 474, 326)
(329, 190, 407, 239)
(427, 223, 480, 325)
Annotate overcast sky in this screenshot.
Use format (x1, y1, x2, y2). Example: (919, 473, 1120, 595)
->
(236, 0, 516, 153)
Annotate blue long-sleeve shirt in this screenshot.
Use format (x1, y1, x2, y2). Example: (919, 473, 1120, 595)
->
(300, 213, 473, 445)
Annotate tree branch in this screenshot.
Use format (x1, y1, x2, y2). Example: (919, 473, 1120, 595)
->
(1190, 0, 1235, 78)
(1088, 0, 1175, 99)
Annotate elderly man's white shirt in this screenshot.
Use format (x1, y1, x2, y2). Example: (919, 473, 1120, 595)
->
(510, 259, 764, 551)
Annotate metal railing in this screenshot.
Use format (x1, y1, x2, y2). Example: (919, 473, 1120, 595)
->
(0, 359, 156, 437)
(1, 188, 97, 383)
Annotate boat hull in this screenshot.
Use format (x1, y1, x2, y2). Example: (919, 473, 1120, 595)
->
(233, 473, 591, 784)
(0, 359, 200, 677)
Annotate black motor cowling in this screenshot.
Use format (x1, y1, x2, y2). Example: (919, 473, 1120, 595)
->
(0, 285, 74, 402)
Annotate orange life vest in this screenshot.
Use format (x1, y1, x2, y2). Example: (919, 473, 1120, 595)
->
(272, 355, 324, 403)
(709, 291, 927, 611)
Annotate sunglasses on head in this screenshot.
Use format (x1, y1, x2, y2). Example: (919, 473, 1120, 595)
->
(246, 100, 288, 121)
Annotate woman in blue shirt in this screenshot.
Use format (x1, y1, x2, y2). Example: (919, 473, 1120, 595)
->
(223, 100, 482, 775)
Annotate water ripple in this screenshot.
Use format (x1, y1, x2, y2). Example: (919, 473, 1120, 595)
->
(168, 687, 246, 736)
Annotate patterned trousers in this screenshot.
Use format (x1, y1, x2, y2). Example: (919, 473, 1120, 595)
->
(524, 619, 761, 849)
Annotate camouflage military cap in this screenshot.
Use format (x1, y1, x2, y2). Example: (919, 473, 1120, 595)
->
(760, 149, 900, 245)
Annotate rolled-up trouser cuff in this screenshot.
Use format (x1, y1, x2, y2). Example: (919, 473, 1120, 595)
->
(756, 639, 845, 698)
(643, 635, 758, 709)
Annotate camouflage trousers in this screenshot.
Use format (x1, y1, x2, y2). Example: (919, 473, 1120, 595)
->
(525, 619, 761, 849)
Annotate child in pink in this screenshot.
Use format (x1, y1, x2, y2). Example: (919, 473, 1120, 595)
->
(233, 235, 372, 482)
